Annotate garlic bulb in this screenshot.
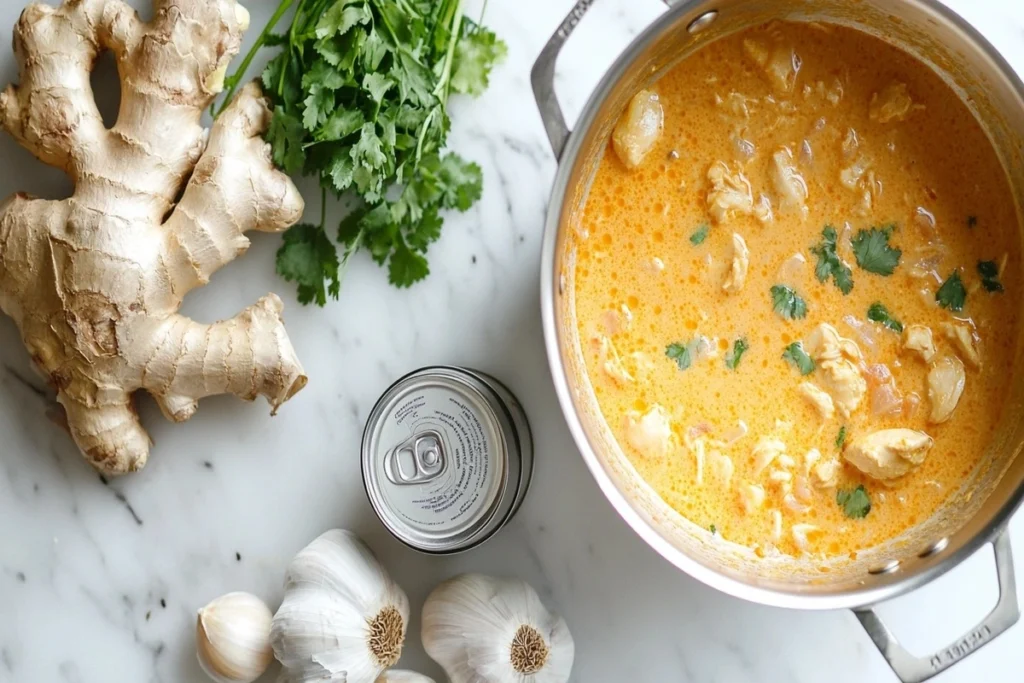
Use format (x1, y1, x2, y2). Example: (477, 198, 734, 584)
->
(271, 529, 410, 683)
(422, 574, 575, 683)
(196, 591, 274, 683)
(376, 671, 437, 683)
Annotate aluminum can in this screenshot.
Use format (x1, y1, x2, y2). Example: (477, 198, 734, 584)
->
(362, 366, 533, 553)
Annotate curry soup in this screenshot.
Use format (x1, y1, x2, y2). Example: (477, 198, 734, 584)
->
(573, 21, 1020, 559)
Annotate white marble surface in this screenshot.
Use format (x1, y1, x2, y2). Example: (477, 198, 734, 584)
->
(2, 0, 1024, 681)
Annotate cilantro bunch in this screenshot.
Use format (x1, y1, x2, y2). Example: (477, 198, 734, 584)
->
(217, 0, 506, 304)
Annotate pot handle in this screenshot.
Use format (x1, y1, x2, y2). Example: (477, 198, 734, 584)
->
(530, 0, 595, 159)
(531, 0, 684, 158)
(853, 528, 1019, 683)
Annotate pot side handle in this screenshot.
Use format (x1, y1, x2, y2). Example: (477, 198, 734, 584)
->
(531, 0, 685, 158)
(854, 528, 1019, 683)
(530, 0, 598, 160)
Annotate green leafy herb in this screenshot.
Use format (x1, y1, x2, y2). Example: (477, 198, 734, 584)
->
(967, 215, 978, 229)
(837, 485, 871, 519)
(978, 260, 1004, 293)
(666, 342, 692, 370)
(690, 223, 710, 246)
(770, 285, 808, 320)
(725, 338, 749, 370)
(835, 425, 847, 450)
(810, 225, 853, 294)
(709, 524, 717, 534)
(867, 302, 903, 333)
(782, 342, 815, 375)
(217, 0, 506, 302)
(936, 271, 967, 311)
(852, 226, 902, 276)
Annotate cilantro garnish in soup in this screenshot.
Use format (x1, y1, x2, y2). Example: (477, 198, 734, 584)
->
(573, 21, 1018, 559)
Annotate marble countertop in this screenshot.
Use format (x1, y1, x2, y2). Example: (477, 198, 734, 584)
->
(2, 0, 1024, 681)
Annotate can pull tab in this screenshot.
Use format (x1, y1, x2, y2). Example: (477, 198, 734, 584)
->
(384, 431, 446, 485)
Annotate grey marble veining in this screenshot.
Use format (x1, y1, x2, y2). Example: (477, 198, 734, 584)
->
(1, 0, 1023, 682)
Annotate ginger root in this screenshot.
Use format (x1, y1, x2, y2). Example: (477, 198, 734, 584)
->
(0, 0, 307, 475)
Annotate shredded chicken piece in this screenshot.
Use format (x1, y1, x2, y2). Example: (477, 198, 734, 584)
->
(903, 324, 936, 362)
(723, 233, 750, 293)
(691, 436, 706, 486)
(769, 146, 809, 217)
(804, 324, 867, 417)
(814, 459, 839, 488)
(706, 162, 771, 224)
(718, 91, 756, 118)
(771, 509, 783, 541)
(941, 321, 981, 368)
(769, 469, 793, 483)
(777, 252, 806, 280)
(928, 355, 966, 423)
(597, 335, 633, 385)
(791, 523, 821, 552)
(710, 450, 734, 486)
(743, 38, 801, 93)
(625, 405, 672, 456)
(612, 89, 664, 169)
(784, 493, 811, 513)
(793, 474, 813, 502)
(722, 420, 749, 445)
(869, 81, 922, 123)
(843, 428, 934, 480)
(798, 382, 835, 420)
(752, 437, 787, 475)
(739, 483, 766, 514)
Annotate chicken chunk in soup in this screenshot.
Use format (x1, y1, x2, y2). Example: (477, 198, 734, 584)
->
(572, 22, 1019, 559)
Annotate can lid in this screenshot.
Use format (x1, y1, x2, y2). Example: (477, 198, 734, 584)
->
(362, 368, 512, 552)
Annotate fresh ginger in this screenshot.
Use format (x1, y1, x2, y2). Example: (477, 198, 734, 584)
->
(0, 0, 307, 475)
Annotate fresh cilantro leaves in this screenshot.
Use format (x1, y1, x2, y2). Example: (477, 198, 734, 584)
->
(219, 0, 506, 302)
(709, 524, 717, 535)
(782, 342, 815, 375)
(978, 260, 1004, 293)
(725, 338, 749, 370)
(666, 342, 692, 370)
(936, 271, 967, 311)
(867, 302, 903, 333)
(837, 485, 871, 519)
(835, 426, 847, 450)
(690, 223, 710, 246)
(852, 226, 902, 276)
(771, 285, 808, 320)
(811, 225, 853, 294)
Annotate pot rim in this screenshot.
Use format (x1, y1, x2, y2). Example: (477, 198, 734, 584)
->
(539, 0, 1024, 610)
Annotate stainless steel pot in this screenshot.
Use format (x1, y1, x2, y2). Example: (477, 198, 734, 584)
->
(533, 1, 1024, 681)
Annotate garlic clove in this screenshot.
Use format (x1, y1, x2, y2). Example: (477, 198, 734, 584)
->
(376, 671, 437, 683)
(196, 591, 274, 683)
(422, 574, 575, 683)
(272, 529, 410, 683)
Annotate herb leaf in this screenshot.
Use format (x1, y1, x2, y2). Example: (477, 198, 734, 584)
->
(221, 1, 507, 303)
(867, 302, 904, 333)
(810, 225, 853, 294)
(709, 524, 717, 534)
(936, 271, 967, 311)
(666, 342, 692, 370)
(852, 226, 902, 275)
(725, 338, 749, 370)
(837, 485, 871, 519)
(771, 285, 808, 320)
(782, 342, 815, 375)
(690, 223, 710, 246)
(978, 260, 1004, 293)
(836, 426, 847, 450)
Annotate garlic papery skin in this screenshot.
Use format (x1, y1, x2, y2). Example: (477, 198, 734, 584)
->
(196, 591, 274, 683)
(271, 529, 410, 683)
(376, 671, 437, 683)
(422, 574, 575, 683)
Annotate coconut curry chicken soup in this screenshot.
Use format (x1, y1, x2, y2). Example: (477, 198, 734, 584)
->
(572, 22, 1020, 559)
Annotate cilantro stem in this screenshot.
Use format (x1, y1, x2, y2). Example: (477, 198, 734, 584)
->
(320, 188, 327, 232)
(214, 0, 295, 118)
(433, 0, 463, 100)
